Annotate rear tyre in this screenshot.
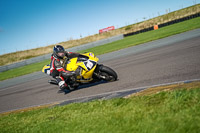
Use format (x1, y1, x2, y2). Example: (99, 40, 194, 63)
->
(99, 66, 118, 82)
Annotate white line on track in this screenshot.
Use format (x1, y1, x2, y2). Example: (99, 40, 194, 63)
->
(1, 78, 200, 114)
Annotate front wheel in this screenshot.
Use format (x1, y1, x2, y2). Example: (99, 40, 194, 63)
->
(97, 65, 118, 82)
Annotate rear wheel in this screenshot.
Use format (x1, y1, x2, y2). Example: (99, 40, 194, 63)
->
(98, 65, 118, 82)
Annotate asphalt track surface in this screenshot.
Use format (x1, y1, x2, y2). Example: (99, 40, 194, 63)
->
(0, 29, 200, 113)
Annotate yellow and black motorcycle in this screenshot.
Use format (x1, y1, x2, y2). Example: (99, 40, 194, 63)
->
(42, 52, 118, 90)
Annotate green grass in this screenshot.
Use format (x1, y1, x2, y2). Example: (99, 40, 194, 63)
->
(0, 59, 50, 81)
(79, 17, 200, 54)
(1, 87, 200, 133)
(0, 17, 200, 81)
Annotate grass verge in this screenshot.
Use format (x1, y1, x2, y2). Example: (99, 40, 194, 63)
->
(0, 17, 200, 81)
(0, 59, 50, 81)
(1, 81, 200, 133)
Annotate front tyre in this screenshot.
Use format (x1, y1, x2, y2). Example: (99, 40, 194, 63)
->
(99, 66, 118, 82)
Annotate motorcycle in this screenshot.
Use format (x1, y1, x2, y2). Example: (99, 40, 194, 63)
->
(42, 52, 118, 90)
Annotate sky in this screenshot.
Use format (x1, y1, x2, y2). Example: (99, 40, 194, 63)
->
(0, 0, 199, 55)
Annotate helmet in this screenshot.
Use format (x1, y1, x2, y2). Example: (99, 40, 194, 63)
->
(53, 45, 65, 59)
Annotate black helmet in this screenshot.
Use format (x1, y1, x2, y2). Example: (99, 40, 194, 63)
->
(53, 45, 65, 59)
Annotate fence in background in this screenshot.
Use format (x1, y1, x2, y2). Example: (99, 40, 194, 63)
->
(0, 34, 124, 72)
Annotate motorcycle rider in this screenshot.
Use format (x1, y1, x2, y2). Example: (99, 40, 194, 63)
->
(50, 45, 80, 90)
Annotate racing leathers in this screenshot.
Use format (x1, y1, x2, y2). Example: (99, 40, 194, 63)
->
(50, 51, 80, 90)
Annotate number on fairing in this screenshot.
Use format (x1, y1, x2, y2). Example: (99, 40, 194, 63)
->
(87, 60, 93, 69)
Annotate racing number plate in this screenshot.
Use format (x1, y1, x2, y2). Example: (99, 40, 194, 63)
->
(87, 60, 93, 69)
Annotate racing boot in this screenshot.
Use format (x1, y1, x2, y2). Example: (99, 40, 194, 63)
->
(58, 79, 77, 91)
(58, 81, 68, 90)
